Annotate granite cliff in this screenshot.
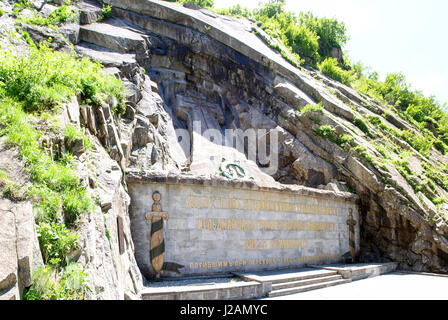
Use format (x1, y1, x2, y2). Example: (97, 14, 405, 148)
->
(0, 0, 447, 300)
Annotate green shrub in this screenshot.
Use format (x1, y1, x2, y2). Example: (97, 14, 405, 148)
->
(298, 11, 348, 53)
(337, 134, 355, 150)
(166, 0, 214, 8)
(65, 125, 93, 151)
(62, 188, 92, 226)
(24, 263, 89, 300)
(353, 116, 372, 136)
(315, 125, 337, 142)
(300, 102, 323, 114)
(0, 101, 92, 225)
(18, 5, 79, 29)
(0, 43, 125, 113)
(13, 0, 34, 16)
(102, 4, 112, 19)
(400, 130, 433, 157)
(434, 139, 447, 154)
(37, 223, 79, 268)
(284, 24, 319, 60)
(318, 57, 352, 86)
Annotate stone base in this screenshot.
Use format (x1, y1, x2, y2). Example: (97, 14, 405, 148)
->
(141, 280, 268, 300)
(309, 262, 398, 281)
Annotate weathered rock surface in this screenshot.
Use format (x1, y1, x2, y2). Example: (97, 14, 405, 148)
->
(96, 0, 446, 274)
(1, 0, 448, 301)
(0, 141, 43, 300)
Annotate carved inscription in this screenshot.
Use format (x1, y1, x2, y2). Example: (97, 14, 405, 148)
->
(186, 196, 338, 216)
(179, 195, 349, 274)
(197, 219, 336, 232)
(188, 253, 342, 271)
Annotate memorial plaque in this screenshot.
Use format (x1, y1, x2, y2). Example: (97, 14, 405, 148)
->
(128, 177, 360, 278)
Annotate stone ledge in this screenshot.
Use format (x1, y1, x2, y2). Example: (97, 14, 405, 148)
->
(141, 281, 267, 300)
(310, 262, 398, 281)
(125, 170, 359, 203)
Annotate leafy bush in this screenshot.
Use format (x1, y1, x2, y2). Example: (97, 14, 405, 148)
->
(315, 125, 337, 142)
(18, 5, 79, 29)
(0, 43, 125, 113)
(37, 223, 79, 268)
(298, 11, 348, 51)
(284, 24, 319, 60)
(318, 57, 352, 86)
(400, 130, 433, 157)
(24, 263, 89, 300)
(165, 0, 214, 8)
(102, 4, 112, 19)
(300, 102, 323, 114)
(0, 101, 92, 225)
(211, 0, 349, 66)
(353, 116, 372, 136)
(336, 134, 355, 150)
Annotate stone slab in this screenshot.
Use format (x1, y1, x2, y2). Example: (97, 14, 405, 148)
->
(142, 280, 262, 300)
(234, 267, 338, 284)
(309, 262, 398, 281)
(127, 172, 360, 279)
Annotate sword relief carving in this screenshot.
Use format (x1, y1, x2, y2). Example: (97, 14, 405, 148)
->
(146, 191, 168, 279)
(346, 208, 357, 263)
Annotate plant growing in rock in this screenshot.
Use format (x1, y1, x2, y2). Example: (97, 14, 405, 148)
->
(16, 5, 79, 29)
(315, 125, 337, 142)
(318, 57, 353, 86)
(300, 102, 323, 114)
(24, 263, 89, 300)
(0, 42, 125, 113)
(37, 222, 79, 268)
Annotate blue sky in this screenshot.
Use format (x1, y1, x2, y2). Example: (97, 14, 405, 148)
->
(214, 0, 448, 106)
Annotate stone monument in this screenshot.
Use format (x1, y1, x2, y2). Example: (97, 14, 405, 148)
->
(127, 172, 360, 279)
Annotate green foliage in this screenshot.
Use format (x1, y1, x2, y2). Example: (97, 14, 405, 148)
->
(353, 145, 386, 170)
(297, 11, 348, 52)
(37, 223, 79, 268)
(212, 0, 349, 66)
(13, 0, 34, 16)
(400, 130, 433, 157)
(353, 116, 372, 137)
(318, 57, 352, 86)
(62, 188, 92, 226)
(24, 263, 89, 300)
(0, 43, 125, 113)
(2, 181, 28, 201)
(353, 71, 448, 152)
(315, 125, 337, 142)
(102, 4, 112, 19)
(300, 102, 323, 114)
(213, 4, 251, 18)
(284, 24, 319, 61)
(165, 0, 214, 8)
(65, 125, 93, 151)
(17, 5, 79, 29)
(0, 101, 92, 225)
(336, 134, 355, 150)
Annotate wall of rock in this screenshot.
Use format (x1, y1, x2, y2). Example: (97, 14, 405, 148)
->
(1, 0, 448, 300)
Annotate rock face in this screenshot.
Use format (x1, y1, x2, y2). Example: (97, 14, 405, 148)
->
(0, 140, 43, 300)
(93, 0, 446, 274)
(1, 0, 448, 301)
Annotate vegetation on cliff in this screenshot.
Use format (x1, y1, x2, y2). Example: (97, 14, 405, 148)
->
(0, 39, 125, 299)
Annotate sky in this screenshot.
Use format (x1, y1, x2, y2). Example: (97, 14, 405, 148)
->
(213, 0, 448, 106)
